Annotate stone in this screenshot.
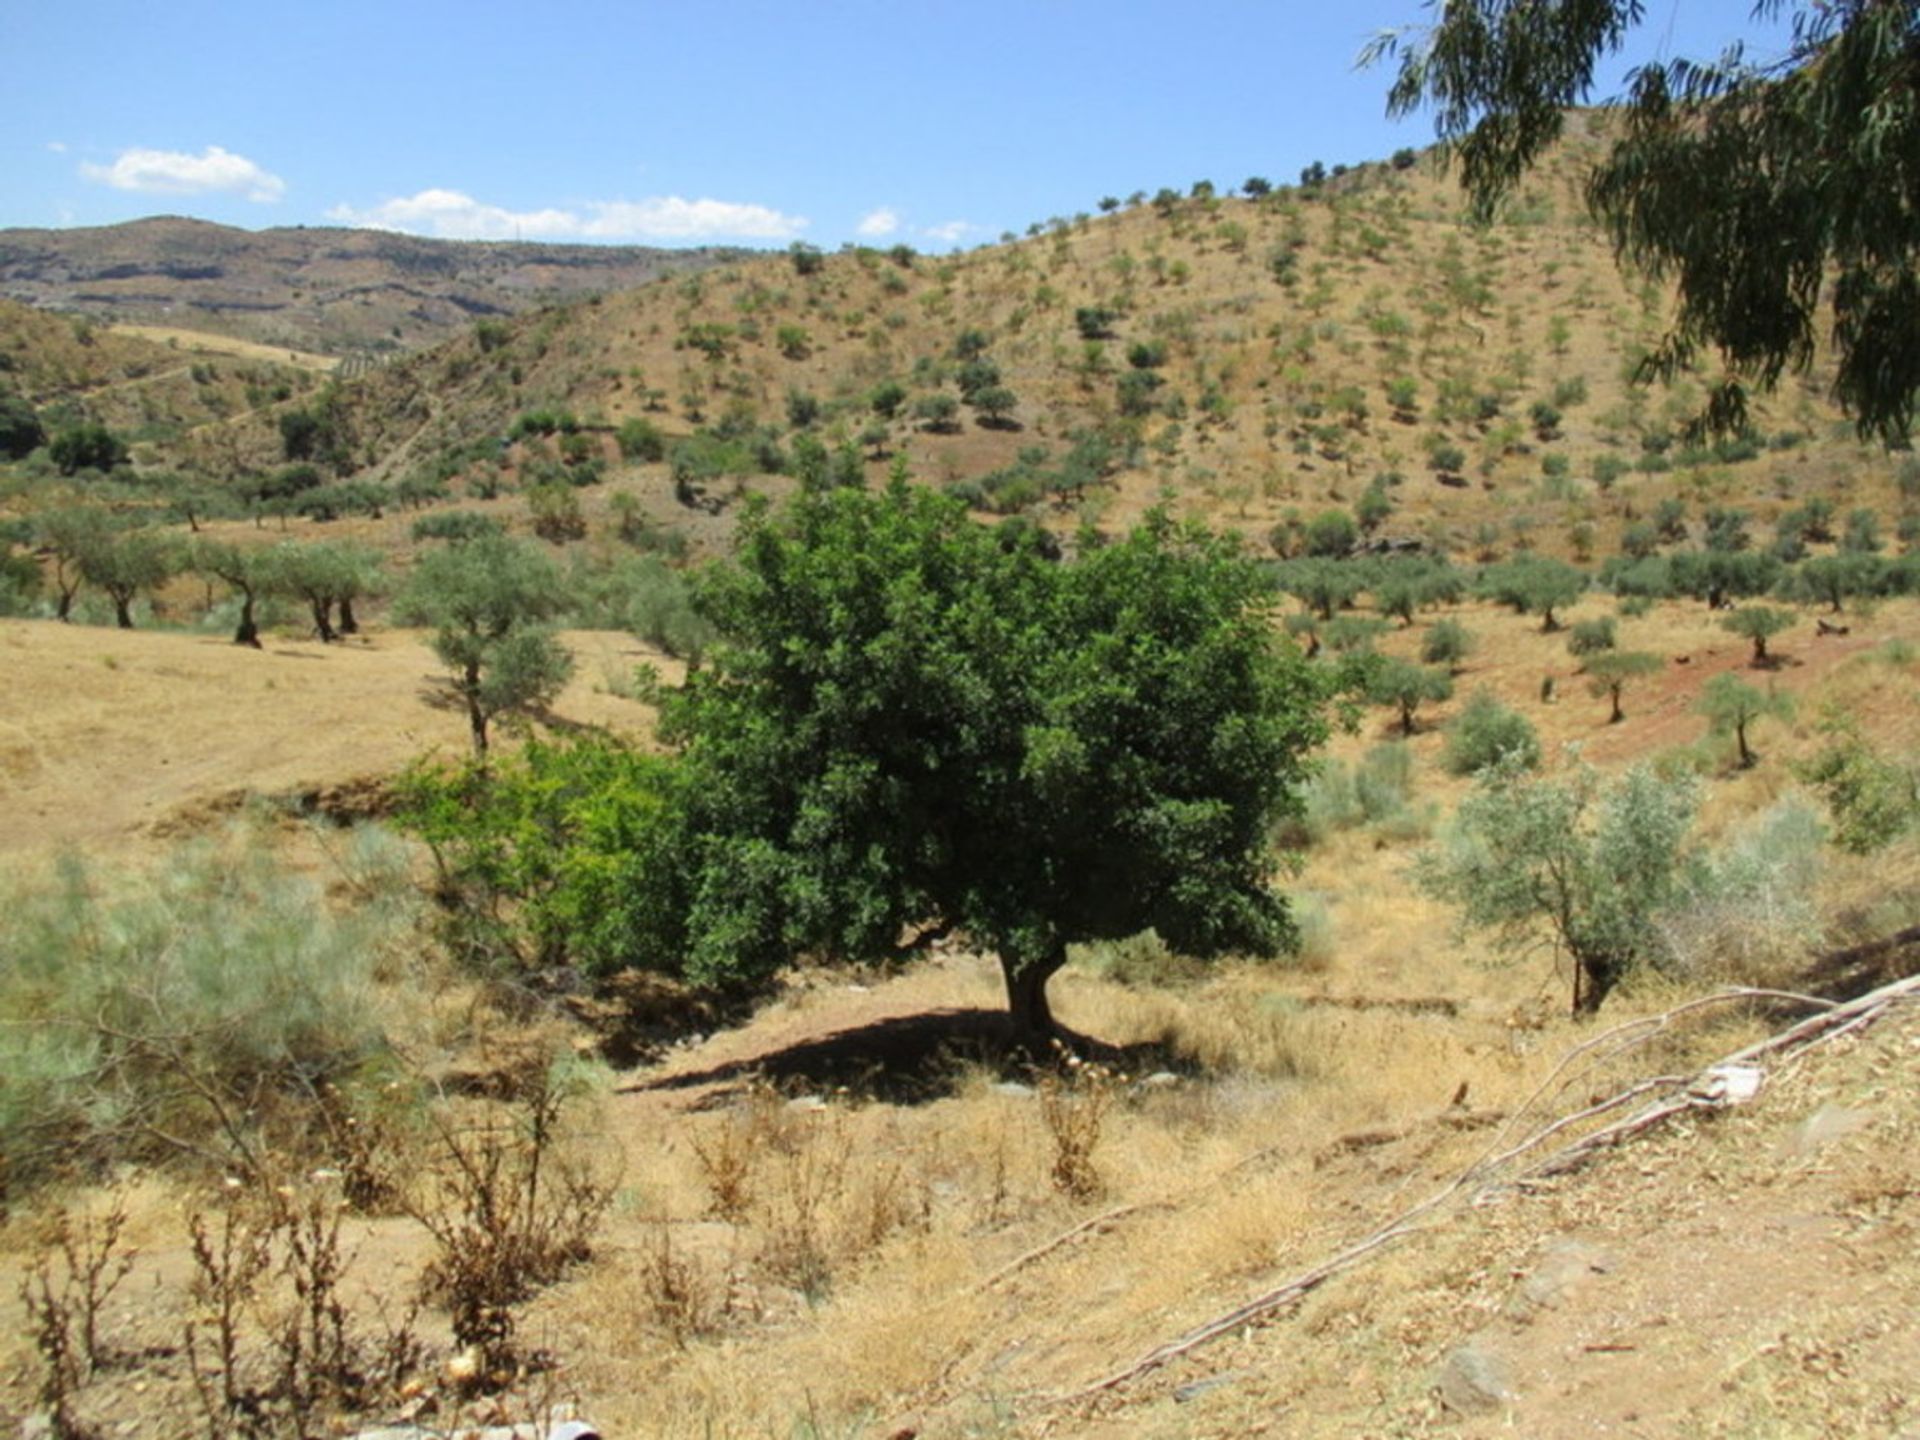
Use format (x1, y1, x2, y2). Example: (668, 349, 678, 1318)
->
(1505, 1238, 1617, 1322)
(991, 1081, 1035, 1098)
(1435, 1339, 1517, 1415)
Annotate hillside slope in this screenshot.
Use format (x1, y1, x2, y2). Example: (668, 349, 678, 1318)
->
(153, 120, 1906, 565)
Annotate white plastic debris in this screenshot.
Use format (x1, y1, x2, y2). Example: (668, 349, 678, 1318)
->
(1689, 1063, 1765, 1105)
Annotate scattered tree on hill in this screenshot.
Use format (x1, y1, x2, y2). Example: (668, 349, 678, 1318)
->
(0, 388, 44, 459)
(1373, 1, 1920, 443)
(1368, 657, 1454, 735)
(1698, 673, 1791, 769)
(76, 526, 177, 629)
(276, 541, 381, 644)
(1721, 605, 1795, 667)
(1417, 759, 1697, 1013)
(1566, 616, 1617, 662)
(49, 423, 127, 476)
(1305, 508, 1359, 558)
(32, 507, 109, 622)
(1479, 555, 1586, 631)
(1584, 649, 1663, 724)
(648, 484, 1332, 1041)
(395, 535, 573, 759)
(191, 539, 279, 647)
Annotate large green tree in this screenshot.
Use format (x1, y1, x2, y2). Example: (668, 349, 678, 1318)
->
(1373, 1, 1920, 443)
(657, 482, 1332, 1040)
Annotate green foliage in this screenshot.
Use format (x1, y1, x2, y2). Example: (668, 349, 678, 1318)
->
(1304, 508, 1359, 557)
(1566, 616, 1617, 660)
(412, 511, 505, 545)
(1584, 649, 1664, 723)
(396, 738, 685, 978)
(1375, 0, 1920, 441)
(1697, 673, 1792, 768)
(649, 485, 1331, 1034)
(0, 386, 45, 459)
(1280, 742, 1426, 848)
(1417, 759, 1698, 1011)
(0, 829, 410, 1191)
(1421, 617, 1476, 671)
(273, 540, 382, 643)
(1441, 689, 1540, 776)
(1720, 605, 1795, 665)
(75, 526, 178, 629)
(1795, 710, 1919, 853)
(48, 423, 127, 476)
(1477, 554, 1586, 630)
(1367, 656, 1453, 734)
(394, 535, 573, 757)
(616, 417, 667, 463)
(566, 553, 714, 663)
(527, 482, 587, 543)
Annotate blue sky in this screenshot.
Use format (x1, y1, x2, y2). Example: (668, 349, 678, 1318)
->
(1, 1, 1796, 251)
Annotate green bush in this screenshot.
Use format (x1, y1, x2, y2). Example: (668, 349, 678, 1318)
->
(412, 511, 504, 544)
(1441, 690, 1541, 775)
(1795, 710, 1919, 853)
(0, 830, 413, 1193)
(395, 738, 687, 979)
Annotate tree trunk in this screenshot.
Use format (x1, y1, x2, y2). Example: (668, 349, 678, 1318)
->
(337, 596, 359, 636)
(309, 598, 336, 643)
(1608, 686, 1624, 724)
(1003, 950, 1065, 1050)
(1736, 719, 1754, 768)
(232, 588, 260, 648)
(110, 589, 134, 629)
(465, 661, 489, 760)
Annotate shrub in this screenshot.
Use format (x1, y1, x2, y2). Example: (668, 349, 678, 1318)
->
(1567, 616, 1617, 660)
(616, 417, 667, 463)
(0, 829, 412, 1193)
(395, 737, 687, 978)
(1443, 690, 1542, 776)
(1795, 710, 1919, 853)
(1422, 617, 1476, 670)
(1418, 760, 1698, 1011)
(412, 511, 503, 545)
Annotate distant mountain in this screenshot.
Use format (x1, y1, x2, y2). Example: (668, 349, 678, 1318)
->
(0, 217, 752, 356)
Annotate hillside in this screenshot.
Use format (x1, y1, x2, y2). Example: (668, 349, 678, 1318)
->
(129, 116, 1905, 571)
(0, 217, 751, 356)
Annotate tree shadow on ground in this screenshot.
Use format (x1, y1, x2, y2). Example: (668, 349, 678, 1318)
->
(617, 1007, 1194, 1108)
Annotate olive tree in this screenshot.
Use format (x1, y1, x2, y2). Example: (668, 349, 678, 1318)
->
(395, 535, 573, 759)
(76, 526, 178, 629)
(1417, 759, 1697, 1013)
(1698, 673, 1792, 769)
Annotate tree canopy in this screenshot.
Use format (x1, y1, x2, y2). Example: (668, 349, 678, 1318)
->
(654, 481, 1332, 1039)
(1372, 1, 1920, 444)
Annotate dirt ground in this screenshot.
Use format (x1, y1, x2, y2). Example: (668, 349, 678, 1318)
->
(0, 619, 680, 861)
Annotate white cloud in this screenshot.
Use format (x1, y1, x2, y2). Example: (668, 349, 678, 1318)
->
(856, 207, 900, 238)
(46, 141, 68, 154)
(326, 189, 808, 243)
(921, 219, 974, 245)
(81, 145, 285, 202)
